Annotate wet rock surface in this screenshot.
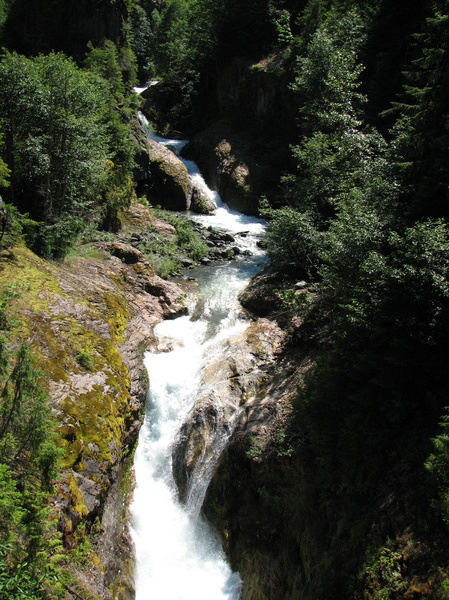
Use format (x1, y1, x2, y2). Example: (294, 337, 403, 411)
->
(172, 317, 285, 506)
(132, 118, 216, 215)
(137, 138, 193, 211)
(182, 125, 260, 216)
(181, 119, 292, 217)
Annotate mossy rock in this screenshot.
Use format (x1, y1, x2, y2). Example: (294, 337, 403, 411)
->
(145, 139, 192, 210)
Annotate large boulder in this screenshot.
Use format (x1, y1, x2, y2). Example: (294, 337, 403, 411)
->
(190, 181, 217, 214)
(138, 138, 192, 211)
(132, 118, 216, 215)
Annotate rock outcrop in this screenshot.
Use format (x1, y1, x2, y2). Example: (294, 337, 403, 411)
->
(214, 55, 297, 138)
(172, 316, 285, 511)
(142, 52, 297, 217)
(181, 118, 292, 216)
(181, 125, 260, 216)
(136, 137, 192, 211)
(132, 118, 216, 215)
(170, 270, 314, 600)
(0, 202, 187, 599)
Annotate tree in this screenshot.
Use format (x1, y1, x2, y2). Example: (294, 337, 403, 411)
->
(281, 9, 384, 220)
(263, 204, 325, 279)
(0, 133, 9, 189)
(0, 51, 135, 256)
(390, 0, 449, 220)
(130, 2, 158, 81)
(0, 287, 61, 589)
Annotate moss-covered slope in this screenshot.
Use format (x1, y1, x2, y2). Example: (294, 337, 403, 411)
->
(0, 203, 187, 598)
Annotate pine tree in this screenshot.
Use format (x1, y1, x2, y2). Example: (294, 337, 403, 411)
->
(391, 0, 449, 219)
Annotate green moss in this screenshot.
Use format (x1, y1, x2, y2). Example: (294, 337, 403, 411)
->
(69, 476, 89, 518)
(60, 339, 131, 475)
(0, 246, 64, 312)
(0, 243, 135, 480)
(103, 292, 130, 343)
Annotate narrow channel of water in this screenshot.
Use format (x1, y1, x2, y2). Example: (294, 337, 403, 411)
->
(130, 115, 266, 599)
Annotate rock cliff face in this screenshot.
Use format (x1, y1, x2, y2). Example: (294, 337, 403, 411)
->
(181, 125, 260, 216)
(0, 202, 187, 599)
(144, 53, 297, 217)
(136, 137, 193, 211)
(3, 0, 126, 58)
(176, 270, 449, 600)
(213, 55, 297, 138)
(201, 339, 311, 600)
(170, 268, 312, 599)
(172, 317, 286, 506)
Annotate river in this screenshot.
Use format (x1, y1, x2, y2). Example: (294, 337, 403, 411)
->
(130, 114, 266, 599)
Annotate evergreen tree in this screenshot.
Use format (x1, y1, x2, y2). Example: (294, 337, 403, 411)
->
(391, 0, 449, 219)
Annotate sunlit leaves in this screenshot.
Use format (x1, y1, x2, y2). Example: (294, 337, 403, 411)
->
(0, 51, 133, 256)
(263, 205, 325, 279)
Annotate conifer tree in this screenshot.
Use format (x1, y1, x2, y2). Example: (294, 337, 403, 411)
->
(391, 0, 449, 219)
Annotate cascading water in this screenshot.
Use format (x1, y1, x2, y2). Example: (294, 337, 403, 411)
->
(130, 111, 266, 599)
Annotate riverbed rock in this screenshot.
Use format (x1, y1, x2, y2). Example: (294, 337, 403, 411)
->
(172, 317, 285, 506)
(239, 268, 287, 316)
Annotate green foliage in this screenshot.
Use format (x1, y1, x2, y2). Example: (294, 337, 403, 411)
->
(0, 542, 52, 599)
(0, 48, 137, 257)
(262, 203, 324, 279)
(0, 0, 12, 40)
(280, 9, 394, 223)
(85, 40, 126, 100)
(0, 133, 9, 189)
(0, 466, 24, 541)
(426, 415, 449, 524)
(292, 10, 366, 136)
(389, 1, 449, 220)
(274, 287, 314, 318)
(75, 351, 94, 371)
(151, 0, 218, 127)
(150, 0, 278, 128)
(0, 341, 60, 483)
(0, 286, 62, 596)
(142, 210, 207, 277)
(0, 51, 109, 256)
(272, 9, 294, 45)
(130, 2, 159, 81)
(84, 39, 138, 103)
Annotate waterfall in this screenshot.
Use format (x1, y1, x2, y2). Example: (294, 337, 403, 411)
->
(130, 117, 266, 599)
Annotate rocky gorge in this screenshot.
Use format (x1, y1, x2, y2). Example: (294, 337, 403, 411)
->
(0, 202, 191, 597)
(0, 113, 290, 597)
